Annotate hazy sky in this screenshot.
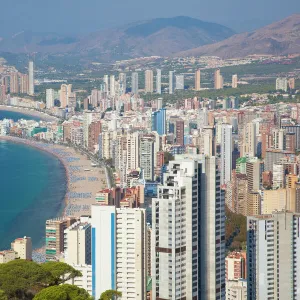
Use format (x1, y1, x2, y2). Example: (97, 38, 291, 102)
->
(0, 0, 299, 36)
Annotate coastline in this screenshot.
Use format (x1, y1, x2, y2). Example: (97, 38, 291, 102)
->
(0, 105, 58, 122)
(0, 136, 107, 218)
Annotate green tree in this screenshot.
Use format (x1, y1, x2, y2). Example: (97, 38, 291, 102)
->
(41, 262, 82, 285)
(0, 290, 8, 300)
(99, 290, 122, 300)
(0, 260, 53, 299)
(163, 152, 174, 164)
(33, 284, 93, 300)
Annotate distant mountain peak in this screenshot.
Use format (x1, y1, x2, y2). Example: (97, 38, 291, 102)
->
(124, 16, 235, 37)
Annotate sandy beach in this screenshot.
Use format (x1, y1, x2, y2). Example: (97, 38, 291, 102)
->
(0, 105, 58, 122)
(0, 136, 107, 217)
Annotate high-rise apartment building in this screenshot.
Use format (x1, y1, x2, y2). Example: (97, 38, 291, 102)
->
(11, 237, 32, 260)
(19, 73, 29, 94)
(175, 119, 184, 146)
(110, 75, 115, 96)
(28, 61, 34, 95)
(220, 124, 233, 186)
(169, 71, 175, 94)
(214, 69, 223, 89)
(131, 72, 139, 94)
(156, 69, 161, 94)
(145, 70, 154, 93)
(247, 211, 300, 299)
(126, 131, 140, 172)
(103, 75, 109, 94)
(46, 89, 55, 109)
(64, 216, 91, 265)
(91, 205, 147, 300)
(152, 156, 225, 299)
(195, 69, 201, 91)
(175, 75, 184, 90)
(119, 73, 127, 94)
(45, 217, 76, 261)
(139, 136, 154, 181)
(232, 74, 238, 88)
(241, 122, 257, 157)
(276, 77, 288, 92)
(10, 72, 19, 94)
(151, 108, 166, 135)
(83, 112, 93, 148)
(60, 84, 72, 108)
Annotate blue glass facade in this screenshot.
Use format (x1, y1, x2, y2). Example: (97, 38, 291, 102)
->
(152, 108, 166, 135)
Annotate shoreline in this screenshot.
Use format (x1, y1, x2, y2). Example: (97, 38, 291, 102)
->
(0, 105, 58, 122)
(0, 136, 107, 218)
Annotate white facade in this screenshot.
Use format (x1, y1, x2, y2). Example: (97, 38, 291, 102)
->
(276, 77, 288, 92)
(11, 236, 32, 260)
(91, 205, 147, 300)
(175, 75, 184, 90)
(28, 61, 34, 95)
(131, 72, 139, 94)
(139, 137, 154, 181)
(66, 264, 92, 295)
(64, 216, 91, 265)
(110, 75, 115, 96)
(152, 156, 225, 299)
(247, 211, 300, 299)
(220, 124, 233, 186)
(83, 112, 93, 148)
(119, 73, 127, 95)
(103, 75, 109, 93)
(169, 71, 175, 94)
(226, 279, 247, 300)
(156, 69, 161, 94)
(46, 89, 55, 109)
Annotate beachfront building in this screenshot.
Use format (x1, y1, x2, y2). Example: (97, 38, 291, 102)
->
(11, 236, 32, 260)
(64, 216, 92, 295)
(45, 217, 76, 261)
(152, 156, 225, 299)
(0, 250, 16, 264)
(91, 205, 147, 300)
(64, 216, 91, 265)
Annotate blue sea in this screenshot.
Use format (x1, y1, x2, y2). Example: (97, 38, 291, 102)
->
(0, 111, 66, 249)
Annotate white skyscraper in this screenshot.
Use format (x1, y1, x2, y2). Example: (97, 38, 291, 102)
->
(91, 205, 147, 300)
(169, 71, 175, 94)
(103, 75, 109, 94)
(110, 75, 115, 96)
(119, 73, 127, 94)
(28, 61, 34, 95)
(152, 155, 225, 299)
(83, 112, 93, 148)
(247, 211, 300, 299)
(220, 124, 233, 186)
(132, 72, 139, 94)
(139, 136, 154, 181)
(46, 89, 55, 109)
(64, 216, 91, 265)
(156, 69, 161, 94)
(175, 75, 184, 90)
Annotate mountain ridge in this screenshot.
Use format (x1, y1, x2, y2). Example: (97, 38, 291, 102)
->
(175, 14, 300, 58)
(0, 16, 235, 60)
